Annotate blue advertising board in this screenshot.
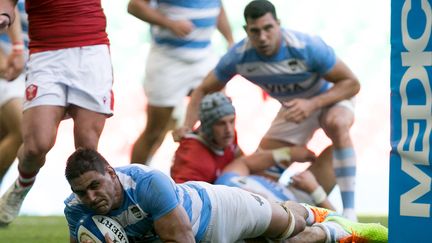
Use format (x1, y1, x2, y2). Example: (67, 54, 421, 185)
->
(390, 0, 432, 242)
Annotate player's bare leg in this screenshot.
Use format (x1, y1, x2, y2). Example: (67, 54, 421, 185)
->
(0, 105, 64, 226)
(320, 106, 357, 221)
(131, 105, 173, 164)
(0, 98, 22, 184)
(69, 105, 106, 149)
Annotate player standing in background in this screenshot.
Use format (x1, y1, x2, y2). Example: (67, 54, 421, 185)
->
(0, 0, 114, 226)
(0, 0, 26, 189)
(174, 0, 360, 221)
(127, 0, 234, 165)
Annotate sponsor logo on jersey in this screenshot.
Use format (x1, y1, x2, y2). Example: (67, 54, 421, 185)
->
(129, 205, 144, 219)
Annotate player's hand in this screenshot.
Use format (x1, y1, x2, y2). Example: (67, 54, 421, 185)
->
(3, 50, 24, 81)
(104, 233, 114, 243)
(282, 98, 317, 123)
(290, 170, 319, 193)
(168, 19, 194, 38)
(172, 126, 191, 142)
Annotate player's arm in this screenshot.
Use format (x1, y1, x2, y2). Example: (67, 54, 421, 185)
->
(291, 170, 335, 210)
(0, 0, 17, 33)
(216, 4, 234, 47)
(174, 71, 226, 141)
(283, 58, 359, 123)
(3, 6, 24, 81)
(154, 205, 195, 242)
(127, 0, 193, 37)
(223, 146, 315, 176)
(308, 58, 359, 110)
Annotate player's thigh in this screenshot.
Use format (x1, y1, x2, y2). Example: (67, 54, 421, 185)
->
(146, 105, 174, 132)
(262, 107, 321, 147)
(69, 106, 107, 149)
(308, 145, 336, 194)
(22, 105, 65, 152)
(205, 185, 272, 242)
(1, 98, 23, 135)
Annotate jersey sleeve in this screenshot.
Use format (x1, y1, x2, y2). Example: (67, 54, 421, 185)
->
(306, 35, 337, 75)
(214, 46, 239, 84)
(64, 197, 89, 240)
(135, 170, 180, 221)
(171, 138, 217, 183)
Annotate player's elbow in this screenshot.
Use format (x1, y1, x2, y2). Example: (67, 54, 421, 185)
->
(351, 77, 361, 96)
(127, 0, 140, 17)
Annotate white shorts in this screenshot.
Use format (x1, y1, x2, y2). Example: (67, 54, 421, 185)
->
(0, 74, 25, 106)
(202, 184, 272, 243)
(144, 45, 218, 107)
(23, 45, 114, 116)
(263, 99, 355, 145)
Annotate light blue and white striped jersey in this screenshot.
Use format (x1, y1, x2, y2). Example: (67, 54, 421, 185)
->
(215, 29, 336, 102)
(215, 172, 297, 202)
(0, 0, 29, 51)
(150, 0, 221, 61)
(64, 164, 213, 242)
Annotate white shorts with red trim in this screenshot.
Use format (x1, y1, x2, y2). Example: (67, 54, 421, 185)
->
(23, 44, 114, 116)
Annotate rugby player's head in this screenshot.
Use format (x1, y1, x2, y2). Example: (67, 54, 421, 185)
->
(199, 92, 236, 147)
(65, 148, 109, 182)
(244, 0, 277, 22)
(243, 0, 281, 57)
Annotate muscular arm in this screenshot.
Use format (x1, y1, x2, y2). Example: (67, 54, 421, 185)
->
(154, 205, 195, 243)
(310, 58, 360, 109)
(283, 58, 360, 122)
(0, 0, 17, 32)
(174, 71, 225, 140)
(222, 146, 316, 176)
(216, 5, 233, 47)
(127, 0, 193, 37)
(291, 171, 335, 210)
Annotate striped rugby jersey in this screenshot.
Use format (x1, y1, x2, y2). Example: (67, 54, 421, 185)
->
(215, 172, 297, 202)
(215, 29, 337, 102)
(150, 0, 222, 61)
(64, 164, 213, 242)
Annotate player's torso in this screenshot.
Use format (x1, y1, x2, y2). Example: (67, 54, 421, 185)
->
(234, 30, 333, 102)
(151, 0, 221, 61)
(26, 0, 109, 53)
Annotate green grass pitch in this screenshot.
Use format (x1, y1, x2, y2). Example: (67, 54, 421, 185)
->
(0, 215, 388, 242)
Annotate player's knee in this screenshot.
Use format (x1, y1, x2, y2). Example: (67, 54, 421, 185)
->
(23, 144, 50, 159)
(322, 116, 352, 138)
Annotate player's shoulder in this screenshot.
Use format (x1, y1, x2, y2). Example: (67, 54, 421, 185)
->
(116, 164, 172, 188)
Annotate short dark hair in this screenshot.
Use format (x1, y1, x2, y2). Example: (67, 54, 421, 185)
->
(244, 0, 277, 22)
(65, 148, 109, 182)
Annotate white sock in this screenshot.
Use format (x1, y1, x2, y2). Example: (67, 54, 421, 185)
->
(316, 221, 350, 243)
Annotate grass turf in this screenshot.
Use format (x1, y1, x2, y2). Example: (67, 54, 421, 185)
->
(0, 215, 388, 243)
